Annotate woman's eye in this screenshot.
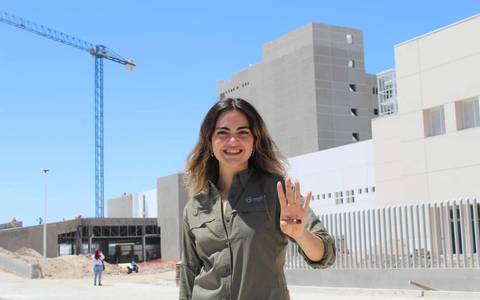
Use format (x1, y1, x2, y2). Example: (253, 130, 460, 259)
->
(238, 131, 250, 135)
(217, 131, 228, 135)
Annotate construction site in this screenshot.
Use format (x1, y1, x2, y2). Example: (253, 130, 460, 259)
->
(2, 3, 480, 300)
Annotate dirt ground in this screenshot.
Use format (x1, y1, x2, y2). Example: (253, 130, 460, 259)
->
(0, 246, 176, 279)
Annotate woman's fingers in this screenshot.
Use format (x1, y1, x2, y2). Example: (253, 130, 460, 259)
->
(280, 177, 313, 212)
(286, 177, 294, 205)
(294, 180, 301, 206)
(276, 181, 287, 208)
(303, 191, 312, 212)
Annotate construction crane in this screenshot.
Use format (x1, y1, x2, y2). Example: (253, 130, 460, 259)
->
(0, 10, 135, 217)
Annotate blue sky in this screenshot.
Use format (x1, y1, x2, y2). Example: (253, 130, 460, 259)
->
(1, 1, 479, 225)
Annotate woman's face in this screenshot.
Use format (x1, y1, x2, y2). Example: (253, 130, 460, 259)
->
(211, 110, 254, 175)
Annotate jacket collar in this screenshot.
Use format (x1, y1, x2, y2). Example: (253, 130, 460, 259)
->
(193, 168, 255, 210)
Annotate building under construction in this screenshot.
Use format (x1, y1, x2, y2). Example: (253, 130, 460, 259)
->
(0, 217, 160, 263)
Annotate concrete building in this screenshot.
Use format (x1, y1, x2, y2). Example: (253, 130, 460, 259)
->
(156, 173, 189, 260)
(0, 218, 160, 263)
(288, 140, 375, 215)
(218, 22, 378, 157)
(372, 15, 480, 206)
(108, 189, 157, 218)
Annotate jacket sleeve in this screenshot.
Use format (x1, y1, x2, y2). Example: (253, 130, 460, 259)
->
(179, 208, 202, 300)
(298, 207, 336, 269)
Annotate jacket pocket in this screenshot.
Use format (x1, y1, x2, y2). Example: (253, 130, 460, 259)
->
(189, 215, 226, 253)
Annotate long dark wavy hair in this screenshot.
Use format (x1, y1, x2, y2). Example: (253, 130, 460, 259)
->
(185, 98, 286, 196)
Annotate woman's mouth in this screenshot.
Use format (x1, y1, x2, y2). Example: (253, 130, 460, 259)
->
(223, 149, 243, 155)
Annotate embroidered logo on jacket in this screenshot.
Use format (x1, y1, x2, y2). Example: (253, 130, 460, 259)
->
(245, 195, 265, 204)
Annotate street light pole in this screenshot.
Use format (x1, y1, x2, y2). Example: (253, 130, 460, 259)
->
(41, 168, 50, 259)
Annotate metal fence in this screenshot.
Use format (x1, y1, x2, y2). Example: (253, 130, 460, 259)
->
(285, 198, 480, 269)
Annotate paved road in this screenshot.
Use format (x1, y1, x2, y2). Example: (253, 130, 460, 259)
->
(0, 270, 478, 300)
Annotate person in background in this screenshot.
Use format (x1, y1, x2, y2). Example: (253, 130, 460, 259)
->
(92, 249, 105, 286)
(127, 258, 139, 274)
(180, 98, 336, 300)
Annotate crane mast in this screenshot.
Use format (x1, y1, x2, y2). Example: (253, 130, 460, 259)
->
(0, 10, 135, 217)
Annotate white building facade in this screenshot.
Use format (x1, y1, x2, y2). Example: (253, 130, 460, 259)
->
(288, 140, 376, 215)
(107, 189, 157, 218)
(372, 15, 480, 207)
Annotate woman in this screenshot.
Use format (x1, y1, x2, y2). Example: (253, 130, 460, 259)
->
(92, 249, 104, 286)
(180, 98, 335, 300)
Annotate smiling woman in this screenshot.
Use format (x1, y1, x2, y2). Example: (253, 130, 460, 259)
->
(211, 110, 254, 180)
(181, 98, 336, 300)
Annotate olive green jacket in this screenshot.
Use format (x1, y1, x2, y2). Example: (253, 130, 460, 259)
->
(180, 169, 336, 300)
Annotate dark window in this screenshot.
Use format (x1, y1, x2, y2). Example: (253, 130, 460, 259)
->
(111, 226, 119, 236)
(351, 108, 358, 116)
(93, 226, 101, 236)
(128, 226, 136, 236)
(120, 226, 128, 236)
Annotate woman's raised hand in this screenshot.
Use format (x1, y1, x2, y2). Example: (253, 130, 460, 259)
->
(276, 177, 312, 240)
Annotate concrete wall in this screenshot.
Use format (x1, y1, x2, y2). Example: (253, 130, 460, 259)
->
(0, 221, 79, 258)
(108, 189, 158, 218)
(157, 173, 189, 260)
(107, 194, 133, 217)
(373, 15, 480, 206)
(218, 22, 378, 157)
(132, 189, 157, 218)
(285, 269, 480, 292)
(288, 140, 376, 215)
(0, 254, 42, 279)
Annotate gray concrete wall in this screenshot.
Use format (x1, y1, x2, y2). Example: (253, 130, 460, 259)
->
(218, 22, 378, 157)
(157, 173, 188, 260)
(0, 255, 42, 279)
(285, 269, 480, 292)
(0, 223, 60, 258)
(107, 194, 133, 217)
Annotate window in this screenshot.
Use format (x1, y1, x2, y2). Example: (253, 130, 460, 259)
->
(345, 189, 355, 203)
(358, 188, 362, 194)
(348, 60, 355, 68)
(335, 192, 344, 205)
(328, 193, 332, 199)
(372, 186, 376, 192)
(423, 106, 446, 137)
(456, 98, 480, 130)
(322, 194, 326, 199)
(364, 187, 368, 193)
(352, 132, 359, 141)
(374, 108, 379, 116)
(349, 84, 357, 92)
(346, 34, 353, 44)
(372, 87, 378, 95)
(350, 108, 358, 117)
